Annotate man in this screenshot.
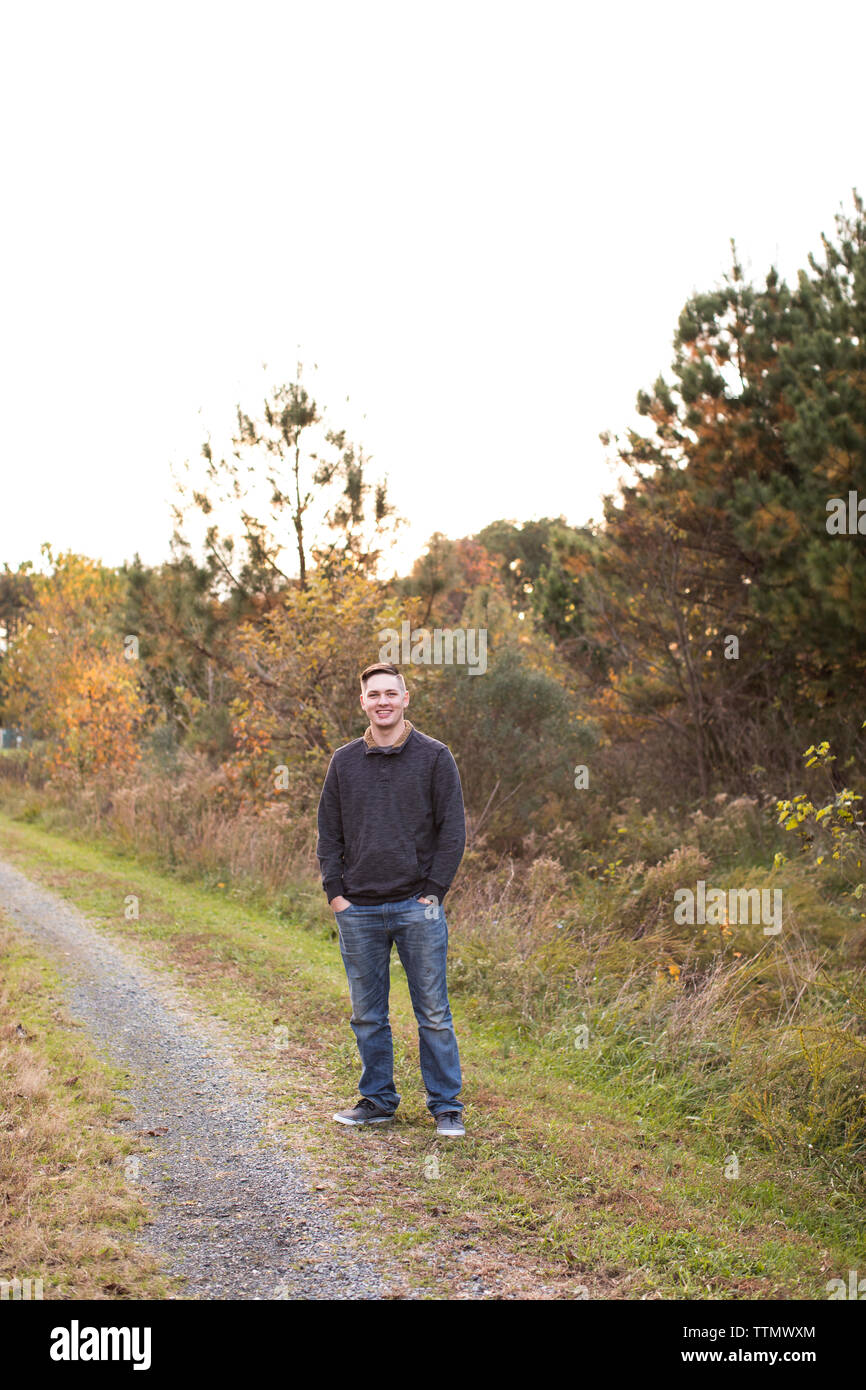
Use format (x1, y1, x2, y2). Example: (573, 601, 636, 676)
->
(316, 662, 467, 1138)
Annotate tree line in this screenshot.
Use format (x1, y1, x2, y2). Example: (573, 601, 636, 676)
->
(1, 192, 863, 841)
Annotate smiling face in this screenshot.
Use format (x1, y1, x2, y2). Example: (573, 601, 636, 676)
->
(360, 672, 409, 728)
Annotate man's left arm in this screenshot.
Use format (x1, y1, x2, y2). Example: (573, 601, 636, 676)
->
(422, 748, 466, 903)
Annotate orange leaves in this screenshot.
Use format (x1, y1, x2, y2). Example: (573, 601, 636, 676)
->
(561, 551, 592, 580)
(54, 656, 144, 782)
(1, 552, 147, 786)
(751, 502, 801, 547)
(217, 565, 414, 815)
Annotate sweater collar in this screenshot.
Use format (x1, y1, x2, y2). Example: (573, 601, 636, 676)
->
(363, 718, 414, 754)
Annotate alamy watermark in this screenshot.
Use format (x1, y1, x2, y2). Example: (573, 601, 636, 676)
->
(49, 1322, 151, 1369)
(377, 621, 487, 675)
(825, 491, 866, 535)
(0, 1275, 44, 1300)
(826, 1269, 866, 1299)
(673, 881, 782, 935)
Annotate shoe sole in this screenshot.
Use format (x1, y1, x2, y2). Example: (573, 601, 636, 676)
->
(435, 1127, 466, 1137)
(333, 1113, 395, 1125)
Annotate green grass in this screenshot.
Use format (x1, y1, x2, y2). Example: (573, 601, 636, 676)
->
(0, 806, 861, 1299)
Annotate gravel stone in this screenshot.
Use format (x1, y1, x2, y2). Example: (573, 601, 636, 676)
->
(0, 857, 432, 1300)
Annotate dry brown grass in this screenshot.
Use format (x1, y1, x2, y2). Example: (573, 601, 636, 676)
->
(0, 918, 172, 1299)
(3, 754, 865, 1187)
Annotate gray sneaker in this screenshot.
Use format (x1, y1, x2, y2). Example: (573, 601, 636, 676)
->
(333, 1097, 395, 1125)
(435, 1110, 465, 1137)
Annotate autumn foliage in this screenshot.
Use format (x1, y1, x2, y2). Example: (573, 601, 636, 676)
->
(0, 193, 863, 821)
(0, 552, 145, 786)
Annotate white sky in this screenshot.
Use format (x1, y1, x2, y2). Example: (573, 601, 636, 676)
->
(2, 0, 864, 581)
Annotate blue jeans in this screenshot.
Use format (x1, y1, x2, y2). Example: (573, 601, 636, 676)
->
(333, 894, 463, 1117)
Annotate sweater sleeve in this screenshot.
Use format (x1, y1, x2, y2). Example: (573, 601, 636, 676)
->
(316, 754, 345, 902)
(422, 748, 466, 902)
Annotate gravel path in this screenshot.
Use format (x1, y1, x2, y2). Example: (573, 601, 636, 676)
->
(0, 856, 426, 1300)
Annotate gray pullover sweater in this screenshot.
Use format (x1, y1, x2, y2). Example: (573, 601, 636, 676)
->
(315, 720, 466, 906)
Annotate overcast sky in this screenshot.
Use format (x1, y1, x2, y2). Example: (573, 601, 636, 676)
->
(2, 0, 864, 581)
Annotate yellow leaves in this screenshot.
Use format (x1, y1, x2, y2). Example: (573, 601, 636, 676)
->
(50, 651, 144, 782)
(219, 566, 413, 813)
(1, 553, 146, 785)
(804, 741, 834, 764)
(781, 741, 866, 890)
(778, 794, 815, 831)
(654, 960, 681, 986)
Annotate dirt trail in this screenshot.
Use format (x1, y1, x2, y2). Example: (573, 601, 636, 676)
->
(0, 855, 433, 1300)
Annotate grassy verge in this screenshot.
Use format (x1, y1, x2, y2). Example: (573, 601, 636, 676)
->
(0, 911, 176, 1300)
(0, 807, 861, 1299)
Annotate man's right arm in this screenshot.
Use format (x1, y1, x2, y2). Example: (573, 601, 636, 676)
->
(316, 755, 346, 906)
